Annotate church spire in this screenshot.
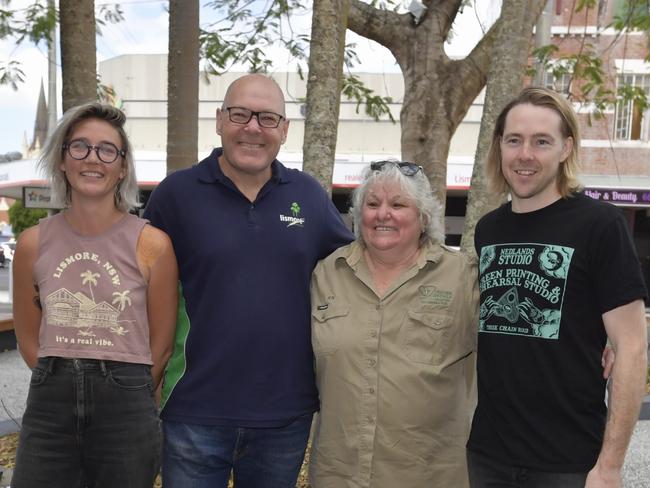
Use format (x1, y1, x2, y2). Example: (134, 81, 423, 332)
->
(29, 79, 49, 154)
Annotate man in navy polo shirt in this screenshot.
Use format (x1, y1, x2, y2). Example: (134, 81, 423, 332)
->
(144, 74, 353, 487)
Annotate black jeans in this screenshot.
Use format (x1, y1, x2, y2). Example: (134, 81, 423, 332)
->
(12, 357, 161, 488)
(467, 449, 589, 488)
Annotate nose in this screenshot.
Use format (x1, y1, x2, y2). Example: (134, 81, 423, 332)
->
(376, 203, 391, 220)
(85, 146, 101, 163)
(243, 115, 263, 132)
(519, 141, 534, 160)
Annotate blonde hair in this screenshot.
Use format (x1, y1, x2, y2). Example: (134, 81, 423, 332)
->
(486, 87, 582, 197)
(38, 102, 140, 212)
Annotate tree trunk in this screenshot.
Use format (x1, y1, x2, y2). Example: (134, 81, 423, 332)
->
(166, 0, 199, 174)
(460, 0, 547, 255)
(60, 0, 96, 113)
(47, 0, 57, 135)
(302, 0, 349, 194)
(348, 0, 499, 218)
(347, 0, 546, 231)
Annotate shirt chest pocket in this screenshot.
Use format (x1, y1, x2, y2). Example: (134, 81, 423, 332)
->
(311, 305, 350, 357)
(403, 311, 454, 365)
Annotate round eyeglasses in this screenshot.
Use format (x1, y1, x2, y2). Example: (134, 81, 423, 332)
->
(63, 139, 126, 164)
(225, 107, 285, 128)
(370, 160, 423, 176)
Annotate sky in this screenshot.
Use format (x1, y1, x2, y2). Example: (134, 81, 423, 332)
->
(0, 0, 499, 155)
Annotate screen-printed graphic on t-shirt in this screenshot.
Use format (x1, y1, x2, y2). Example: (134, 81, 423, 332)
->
(478, 243, 574, 339)
(44, 252, 132, 347)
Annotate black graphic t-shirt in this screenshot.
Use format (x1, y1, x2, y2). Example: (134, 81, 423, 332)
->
(468, 193, 647, 472)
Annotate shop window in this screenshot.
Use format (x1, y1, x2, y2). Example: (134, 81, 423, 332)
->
(614, 74, 650, 141)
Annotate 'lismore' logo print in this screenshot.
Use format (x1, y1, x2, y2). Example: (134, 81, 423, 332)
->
(280, 201, 306, 227)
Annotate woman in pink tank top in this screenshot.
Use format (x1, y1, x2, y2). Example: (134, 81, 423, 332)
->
(11, 102, 178, 488)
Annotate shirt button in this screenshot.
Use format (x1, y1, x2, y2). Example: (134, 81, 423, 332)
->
(369, 387, 375, 394)
(368, 359, 376, 366)
(367, 416, 374, 424)
(370, 330, 377, 338)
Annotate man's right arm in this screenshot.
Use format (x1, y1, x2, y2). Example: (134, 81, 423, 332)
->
(586, 299, 647, 487)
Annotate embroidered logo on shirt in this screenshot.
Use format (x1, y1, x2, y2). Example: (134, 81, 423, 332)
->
(279, 201, 306, 227)
(418, 285, 453, 307)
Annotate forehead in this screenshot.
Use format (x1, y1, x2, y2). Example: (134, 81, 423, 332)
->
(365, 178, 409, 199)
(226, 76, 285, 113)
(69, 118, 121, 143)
(503, 103, 564, 137)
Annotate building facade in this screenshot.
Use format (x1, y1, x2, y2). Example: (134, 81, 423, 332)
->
(542, 0, 650, 294)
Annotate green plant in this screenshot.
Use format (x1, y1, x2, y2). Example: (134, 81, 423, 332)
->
(8, 199, 47, 239)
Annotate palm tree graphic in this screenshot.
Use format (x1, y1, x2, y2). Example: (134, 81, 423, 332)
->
(109, 325, 129, 336)
(290, 202, 300, 217)
(80, 270, 100, 303)
(112, 290, 132, 311)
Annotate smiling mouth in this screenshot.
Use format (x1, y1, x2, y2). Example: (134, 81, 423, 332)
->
(80, 171, 104, 178)
(514, 169, 536, 176)
(239, 142, 264, 149)
(375, 226, 395, 231)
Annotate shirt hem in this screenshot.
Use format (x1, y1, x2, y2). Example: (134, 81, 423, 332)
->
(160, 408, 317, 428)
(466, 445, 596, 473)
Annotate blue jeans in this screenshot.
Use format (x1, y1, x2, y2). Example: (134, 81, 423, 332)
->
(162, 414, 313, 488)
(12, 357, 161, 488)
(467, 449, 589, 488)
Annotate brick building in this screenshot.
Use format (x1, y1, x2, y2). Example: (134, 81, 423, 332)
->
(543, 0, 650, 288)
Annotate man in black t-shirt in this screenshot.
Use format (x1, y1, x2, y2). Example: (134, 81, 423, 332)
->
(467, 87, 648, 488)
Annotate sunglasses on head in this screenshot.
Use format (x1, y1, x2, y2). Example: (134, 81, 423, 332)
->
(370, 160, 423, 177)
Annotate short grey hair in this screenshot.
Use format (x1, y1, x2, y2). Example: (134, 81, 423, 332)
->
(38, 102, 140, 212)
(350, 160, 445, 246)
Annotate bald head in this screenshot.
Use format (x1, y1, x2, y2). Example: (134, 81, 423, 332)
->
(215, 73, 290, 189)
(222, 74, 286, 116)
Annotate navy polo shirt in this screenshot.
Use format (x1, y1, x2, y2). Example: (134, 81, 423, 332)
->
(144, 148, 353, 427)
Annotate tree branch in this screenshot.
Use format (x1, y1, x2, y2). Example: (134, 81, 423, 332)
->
(348, 0, 410, 53)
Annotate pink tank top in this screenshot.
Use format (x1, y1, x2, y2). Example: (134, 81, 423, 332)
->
(34, 212, 152, 364)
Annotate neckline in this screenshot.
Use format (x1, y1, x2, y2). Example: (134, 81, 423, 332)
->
(59, 211, 129, 239)
(506, 196, 567, 218)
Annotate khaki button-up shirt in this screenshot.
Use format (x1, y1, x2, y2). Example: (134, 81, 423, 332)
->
(310, 241, 479, 488)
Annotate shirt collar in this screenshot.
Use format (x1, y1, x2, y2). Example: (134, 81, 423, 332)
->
(197, 147, 292, 185)
(416, 240, 444, 267)
(336, 239, 445, 269)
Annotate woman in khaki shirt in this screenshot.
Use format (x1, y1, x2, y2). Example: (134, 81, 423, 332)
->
(310, 160, 479, 488)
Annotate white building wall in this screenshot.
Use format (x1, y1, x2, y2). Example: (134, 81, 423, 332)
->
(98, 54, 483, 178)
